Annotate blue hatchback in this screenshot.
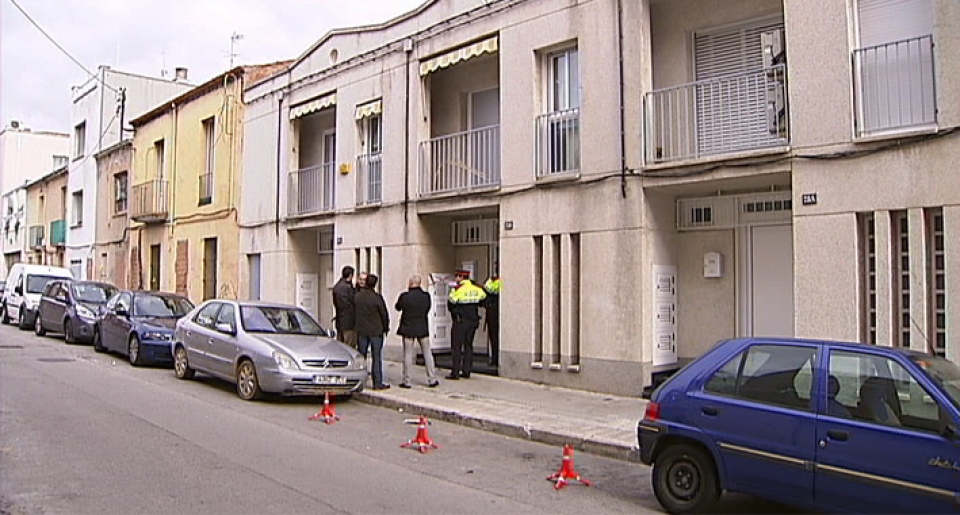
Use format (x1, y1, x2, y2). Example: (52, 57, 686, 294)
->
(638, 337, 960, 514)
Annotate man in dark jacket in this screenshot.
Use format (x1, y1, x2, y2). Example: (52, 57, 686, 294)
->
(446, 271, 486, 380)
(395, 275, 438, 388)
(332, 266, 357, 349)
(355, 273, 390, 390)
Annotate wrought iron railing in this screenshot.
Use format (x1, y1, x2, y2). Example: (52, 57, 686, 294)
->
(419, 125, 500, 196)
(535, 108, 580, 177)
(287, 163, 335, 216)
(853, 35, 936, 137)
(356, 153, 382, 205)
(130, 179, 169, 223)
(644, 64, 789, 163)
(28, 225, 44, 249)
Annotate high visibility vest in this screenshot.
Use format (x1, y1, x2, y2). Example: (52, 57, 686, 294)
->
(449, 279, 487, 304)
(483, 278, 502, 294)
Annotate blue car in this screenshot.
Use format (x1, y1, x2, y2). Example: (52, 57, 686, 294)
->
(93, 290, 194, 366)
(638, 337, 960, 514)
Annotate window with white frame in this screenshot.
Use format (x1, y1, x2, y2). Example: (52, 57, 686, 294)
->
(357, 112, 382, 204)
(71, 191, 83, 227)
(154, 139, 165, 178)
(200, 117, 215, 204)
(114, 172, 128, 214)
(74, 122, 86, 158)
(536, 46, 580, 176)
(926, 208, 945, 356)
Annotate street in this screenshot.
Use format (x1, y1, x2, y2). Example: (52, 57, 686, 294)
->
(0, 324, 799, 515)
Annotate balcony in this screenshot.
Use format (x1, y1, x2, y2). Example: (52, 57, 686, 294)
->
(49, 219, 65, 246)
(854, 35, 936, 138)
(28, 225, 44, 249)
(130, 179, 169, 223)
(198, 173, 213, 206)
(644, 65, 789, 164)
(288, 163, 335, 217)
(356, 153, 382, 206)
(419, 125, 500, 196)
(535, 108, 580, 177)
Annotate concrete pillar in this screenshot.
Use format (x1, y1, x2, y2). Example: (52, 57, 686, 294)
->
(874, 211, 893, 347)
(908, 208, 928, 353)
(945, 206, 960, 363)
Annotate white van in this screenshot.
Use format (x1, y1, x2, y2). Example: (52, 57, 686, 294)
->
(1, 263, 73, 329)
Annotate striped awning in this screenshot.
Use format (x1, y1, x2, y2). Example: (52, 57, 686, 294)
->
(289, 93, 337, 120)
(355, 99, 383, 120)
(419, 36, 498, 76)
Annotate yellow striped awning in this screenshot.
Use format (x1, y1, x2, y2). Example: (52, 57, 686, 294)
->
(289, 93, 337, 120)
(355, 99, 383, 120)
(419, 36, 498, 77)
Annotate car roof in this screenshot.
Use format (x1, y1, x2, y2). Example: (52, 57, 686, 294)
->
(726, 337, 937, 359)
(118, 289, 190, 299)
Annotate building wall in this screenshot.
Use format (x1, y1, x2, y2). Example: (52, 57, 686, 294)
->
(24, 171, 68, 267)
(94, 141, 132, 288)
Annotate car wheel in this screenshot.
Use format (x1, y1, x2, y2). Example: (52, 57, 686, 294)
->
(173, 345, 195, 379)
(92, 327, 106, 353)
(128, 335, 144, 367)
(63, 318, 75, 344)
(34, 313, 46, 337)
(236, 360, 262, 401)
(652, 444, 720, 515)
(1, 303, 8, 325)
(17, 309, 28, 330)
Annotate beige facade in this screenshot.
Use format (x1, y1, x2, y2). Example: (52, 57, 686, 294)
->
(93, 140, 132, 288)
(239, 0, 960, 395)
(24, 168, 69, 267)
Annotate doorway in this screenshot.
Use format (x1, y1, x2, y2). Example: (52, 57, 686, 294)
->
(203, 238, 218, 300)
(743, 224, 795, 337)
(149, 245, 161, 291)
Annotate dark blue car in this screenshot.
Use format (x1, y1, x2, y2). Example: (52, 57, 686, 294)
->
(638, 337, 960, 514)
(93, 290, 194, 366)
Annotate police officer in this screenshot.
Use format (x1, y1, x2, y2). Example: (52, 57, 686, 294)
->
(446, 270, 486, 379)
(482, 273, 501, 366)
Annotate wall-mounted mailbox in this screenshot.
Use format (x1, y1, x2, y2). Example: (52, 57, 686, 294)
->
(704, 251, 723, 278)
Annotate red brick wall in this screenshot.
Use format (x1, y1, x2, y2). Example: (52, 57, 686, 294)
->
(129, 245, 141, 290)
(176, 240, 189, 295)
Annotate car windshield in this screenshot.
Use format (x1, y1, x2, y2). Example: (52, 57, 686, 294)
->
(911, 355, 960, 412)
(72, 283, 117, 304)
(240, 306, 325, 335)
(27, 275, 64, 294)
(132, 294, 193, 318)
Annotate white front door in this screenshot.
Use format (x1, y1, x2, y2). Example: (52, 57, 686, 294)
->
(747, 224, 795, 337)
(428, 273, 454, 352)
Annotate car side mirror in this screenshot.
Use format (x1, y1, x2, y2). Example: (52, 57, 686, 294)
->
(215, 322, 236, 336)
(14, 285, 22, 295)
(327, 328, 337, 339)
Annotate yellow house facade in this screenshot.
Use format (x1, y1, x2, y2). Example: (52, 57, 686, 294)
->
(24, 167, 69, 267)
(129, 63, 288, 302)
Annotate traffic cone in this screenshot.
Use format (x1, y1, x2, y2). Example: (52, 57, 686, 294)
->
(309, 392, 340, 424)
(400, 415, 439, 453)
(547, 444, 592, 490)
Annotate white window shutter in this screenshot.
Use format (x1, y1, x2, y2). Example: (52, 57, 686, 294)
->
(858, 0, 933, 48)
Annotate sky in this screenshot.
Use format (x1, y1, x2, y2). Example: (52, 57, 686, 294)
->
(0, 0, 425, 134)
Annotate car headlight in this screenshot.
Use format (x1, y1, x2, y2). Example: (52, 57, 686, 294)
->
(142, 331, 172, 341)
(76, 304, 96, 321)
(353, 357, 367, 370)
(272, 351, 300, 370)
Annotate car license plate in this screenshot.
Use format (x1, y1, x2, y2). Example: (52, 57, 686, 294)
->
(313, 375, 346, 385)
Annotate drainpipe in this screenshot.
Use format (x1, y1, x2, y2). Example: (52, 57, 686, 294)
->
(616, 0, 628, 199)
(403, 39, 413, 224)
(275, 93, 283, 237)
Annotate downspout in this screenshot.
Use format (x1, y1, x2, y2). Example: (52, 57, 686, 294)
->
(275, 93, 283, 237)
(403, 40, 413, 223)
(616, 0, 628, 199)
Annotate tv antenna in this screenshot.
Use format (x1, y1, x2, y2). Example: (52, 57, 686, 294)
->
(229, 32, 244, 67)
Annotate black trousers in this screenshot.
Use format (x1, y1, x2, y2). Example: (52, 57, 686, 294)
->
(487, 311, 499, 365)
(450, 318, 479, 376)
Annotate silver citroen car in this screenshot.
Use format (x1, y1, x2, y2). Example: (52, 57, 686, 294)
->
(172, 300, 368, 400)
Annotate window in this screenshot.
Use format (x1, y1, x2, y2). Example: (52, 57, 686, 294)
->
(704, 344, 817, 411)
(357, 113, 382, 204)
(215, 303, 236, 328)
(892, 210, 910, 347)
(114, 172, 128, 214)
(705, 351, 745, 396)
(858, 212, 877, 344)
(549, 48, 579, 112)
(537, 47, 581, 176)
(53, 155, 68, 169)
(200, 117, 215, 205)
(154, 140, 166, 178)
(195, 302, 222, 328)
(71, 191, 83, 227)
(926, 208, 945, 356)
(74, 122, 86, 158)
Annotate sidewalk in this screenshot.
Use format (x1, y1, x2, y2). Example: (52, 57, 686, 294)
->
(354, 360, 646, 462)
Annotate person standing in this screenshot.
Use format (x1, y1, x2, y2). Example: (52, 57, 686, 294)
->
(355, 273, 390, 390)
(446, 271, 486, 380)
(394, 275, 439, 388)
(482, 274, 501, 366)
(332, 266, 358, 349)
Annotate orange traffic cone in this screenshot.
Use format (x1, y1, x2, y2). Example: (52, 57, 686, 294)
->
(400, 415, 439, 453)
(309, 392, 340, 424)
(547, 444, 592, 490)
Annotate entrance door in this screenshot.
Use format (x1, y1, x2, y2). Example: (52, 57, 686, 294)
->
(429, 273, 454, 353)
(149, 245, 161, 291)
(469, 89, 500, 186)
(203, 238, 218, 300)
(748, 224, 794, 337)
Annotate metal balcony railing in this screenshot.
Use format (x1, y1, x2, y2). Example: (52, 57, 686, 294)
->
(535, 108, 580, 177)
(645, 64, 789, 163)
(130, 179, 169, 223)
(419, 125, 500, 196)
(28, 225, 44, 249)
(49, 219, 65, 246)
(854, 35, 936, 137)
(198, 172, 213, 205)
(356, 153, 382, 206)
(288, 163, 335, 217)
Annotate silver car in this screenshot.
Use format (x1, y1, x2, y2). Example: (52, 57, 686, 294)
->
(172, 300, 368, 400)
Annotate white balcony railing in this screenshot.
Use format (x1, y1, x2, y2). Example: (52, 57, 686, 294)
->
(535, 108, 580, 177)
(288, 163, 335, 217)
(356, 153, 382, 205)
(419, 125, 500, 196)
(854, 35, 936, 137)
(645, 65, 789, 163)
(130, 179, 169, 223)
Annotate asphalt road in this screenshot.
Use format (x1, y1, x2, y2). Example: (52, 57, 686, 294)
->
(0, 322, 801, 515)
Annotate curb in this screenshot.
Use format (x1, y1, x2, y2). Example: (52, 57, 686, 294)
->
(355, 391, 641, 463)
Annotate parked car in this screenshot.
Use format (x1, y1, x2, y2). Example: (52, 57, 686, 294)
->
(0, 280, 5, 295)
(0, 263, 73, 329)
(94, 290, 194, 366)
(173, 300, 368, 401)
(35, 279, 117, 343)
(638, 337, 960, 514)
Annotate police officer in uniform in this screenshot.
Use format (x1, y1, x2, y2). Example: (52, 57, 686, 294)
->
(482, 273, 501, 366)
(446, 270, 486, 379)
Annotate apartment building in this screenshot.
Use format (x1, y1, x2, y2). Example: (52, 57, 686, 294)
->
(24, 167, 69, 267)
(128, 63, 289, 302)
(66, 66, 193, 280)
(0, 123, 69, 276)
(93, 140, 132, 288)
(240, 0, 960, 395)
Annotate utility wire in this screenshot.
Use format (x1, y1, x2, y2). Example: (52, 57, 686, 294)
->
(6, 0, 118, 93)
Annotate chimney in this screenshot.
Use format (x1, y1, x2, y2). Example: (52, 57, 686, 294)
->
(174, 67, 188, 82)
(10, 120, 20, 129)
